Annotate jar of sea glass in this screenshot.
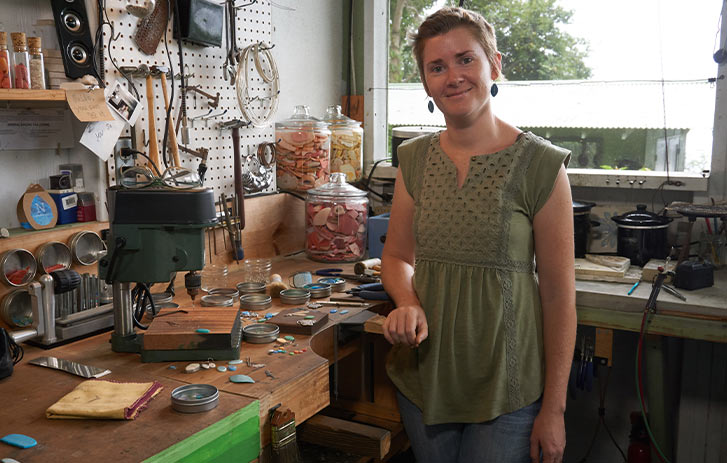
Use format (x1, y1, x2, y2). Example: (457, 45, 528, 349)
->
(323, 105, 363, 182)
(275, 105, 331, 191)
(305, 173, 368, 262)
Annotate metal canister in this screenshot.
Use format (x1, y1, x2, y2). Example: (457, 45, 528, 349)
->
(243, 323, 280, 343)
(317, 277, 345, 292)
(69, 231, 107, 265)
(200, 294, 234, 307)
(171, 384, 219, 413)
(240, 293, 272, 311)
(278, 288, 311, 305)
(208, 287, 240, 300)
(236, 281, 266, 295)
(35, 241, 72, 274)
(303, 283, 332, 299)
(1, 289, 33, 327)
(0, 249, 37, 286)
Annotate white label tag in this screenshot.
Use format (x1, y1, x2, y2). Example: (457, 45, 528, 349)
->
(62, 194, 78, 210)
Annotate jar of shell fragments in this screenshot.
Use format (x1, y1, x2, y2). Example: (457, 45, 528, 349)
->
(305, 173, 368, 262)
(275, 105, 331, 191)
(323, 104, 363, 182)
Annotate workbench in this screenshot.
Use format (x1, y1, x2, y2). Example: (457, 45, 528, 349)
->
(0, 256, 391, 462)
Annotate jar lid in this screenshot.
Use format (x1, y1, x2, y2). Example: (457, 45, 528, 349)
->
(573, 200, 596, 214)
(307, 173, 367, 198)
(10, 32, 27, 51)
(323, 105, 361, 128)
(275, 105, 329, 129)
(27, 37, 41, 50)
(611, 204, 672, 227)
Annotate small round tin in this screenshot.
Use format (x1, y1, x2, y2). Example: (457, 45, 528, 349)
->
(171, 384, 219, 413)
(0, 249, 37, 287)
(236, 281, 267, 295)
(243, 323, 280, 343)
(317, 277, 345, 292)
(200, 294, 234, 307)
(69, 231, 107, 265)
(208, 287, 240, 299)
(240, 293, 272, 311)
(1, 289, 32, 328)
(35, 241, 72, 274)
(303, 283, 332, 299)
(279, 288, 311, 305)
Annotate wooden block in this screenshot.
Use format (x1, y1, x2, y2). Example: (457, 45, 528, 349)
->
(576, 266, 641, 284)
(363, 314, 385, 335)
(584, 254, 630, 272)
(142, 306, 241, 350)
(267, 307, 328, 335)
(641, 259, 676, 283)
(299, 414, 391, 459)
(575, 258, 627, 277)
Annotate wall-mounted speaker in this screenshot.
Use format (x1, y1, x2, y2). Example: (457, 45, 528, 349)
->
(50, 0, 99, 80)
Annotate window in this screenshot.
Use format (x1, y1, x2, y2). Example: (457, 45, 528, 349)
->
(384, 0, 723, 186)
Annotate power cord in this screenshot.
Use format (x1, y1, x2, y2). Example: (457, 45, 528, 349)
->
(131, 283, 155, 330)
(8, 333, 23, 365)
(161, 0, 176, 170)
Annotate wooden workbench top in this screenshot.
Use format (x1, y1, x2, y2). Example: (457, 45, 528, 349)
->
(0, 255, 389, 462)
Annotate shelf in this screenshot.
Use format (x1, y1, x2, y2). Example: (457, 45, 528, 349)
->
(0, 88, 66, 102)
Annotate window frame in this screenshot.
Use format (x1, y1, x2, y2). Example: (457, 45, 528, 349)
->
(365, 1, 726, 193)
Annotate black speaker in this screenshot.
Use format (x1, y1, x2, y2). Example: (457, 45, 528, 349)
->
(50, 0, 99, 80)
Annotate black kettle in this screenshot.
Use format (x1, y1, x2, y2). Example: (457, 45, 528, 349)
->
(611, 204, 672, 266)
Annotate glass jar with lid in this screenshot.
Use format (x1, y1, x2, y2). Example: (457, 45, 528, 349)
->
(0, 32, 12, 89)
(305, 172, 368, 262)
(10, 32, 30, 89)
(275, 105, 331, 191)
(323, 105, 363, 182)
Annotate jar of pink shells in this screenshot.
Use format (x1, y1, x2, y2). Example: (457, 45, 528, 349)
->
(305, 173, 369, 262)
(275, 105, 331, 191)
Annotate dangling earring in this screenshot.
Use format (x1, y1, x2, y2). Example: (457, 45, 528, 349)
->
(490, 83, 499, 97)
(427, 98, 435, 113)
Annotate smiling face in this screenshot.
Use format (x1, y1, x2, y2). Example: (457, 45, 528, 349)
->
(422, 26, 501, 125)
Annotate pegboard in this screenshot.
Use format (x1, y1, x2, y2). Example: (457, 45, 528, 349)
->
(102, 0, 277, 196)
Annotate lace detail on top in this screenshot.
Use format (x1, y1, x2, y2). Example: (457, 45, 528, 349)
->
(413, 133, 535, 272)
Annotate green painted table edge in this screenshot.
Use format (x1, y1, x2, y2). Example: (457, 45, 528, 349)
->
(144, 400, 260, 463)
(577, 306, 727, 343)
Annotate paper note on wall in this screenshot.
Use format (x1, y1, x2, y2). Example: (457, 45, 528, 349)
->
(80, 118, 125, 162)
(66, 89, 114, 122)
(0, 109, 74, 150)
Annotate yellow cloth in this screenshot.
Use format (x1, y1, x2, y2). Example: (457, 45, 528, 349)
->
(46, 379, 163, 420)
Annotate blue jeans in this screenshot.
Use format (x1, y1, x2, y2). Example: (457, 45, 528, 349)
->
(396, 391, 541, 463)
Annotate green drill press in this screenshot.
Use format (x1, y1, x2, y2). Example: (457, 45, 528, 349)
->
(98, 187, 230, 361)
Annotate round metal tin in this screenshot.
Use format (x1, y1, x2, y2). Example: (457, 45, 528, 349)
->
(236, 281, 266, 295)
(35, 241, 72, 274)
(303, 283, 332, 299)
(240, 293, 272, 311)
(200, 294, 234, 307)
(279, 288, 311, 305)
(208, 287, 240, 299)
(0, 249, 37, 287)
(317, 277, 345, 292)
(243, 323, 280, 343)
(69, 231, 107, 265)
(0, 289, 32, 328)
(171, 384, 219, 413)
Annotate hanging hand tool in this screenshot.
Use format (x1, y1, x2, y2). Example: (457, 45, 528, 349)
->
(151, 65, 181, 167)
(143, 66, 160, 170)
(220, 119, 247, 261)
(315, 268, 380, 284)
(186, 85, 221, 108)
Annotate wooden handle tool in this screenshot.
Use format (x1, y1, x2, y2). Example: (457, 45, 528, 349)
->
(159, 72, 181, 167)
(145, 73, 160, 171)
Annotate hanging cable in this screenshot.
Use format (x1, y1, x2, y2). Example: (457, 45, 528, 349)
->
(235, 42, 279, 126)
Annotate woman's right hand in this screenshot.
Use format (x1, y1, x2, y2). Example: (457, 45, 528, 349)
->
(382, 305, 428, 347)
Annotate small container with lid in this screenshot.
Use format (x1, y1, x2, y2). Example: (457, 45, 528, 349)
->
(0, 32, 12, 88)
(28, 37, 45, 90)
(323, 105, 363, 182)
(243, 258, 272, 284)
(275, 105, 331, 191)
(305, 172, 368, 262)
(201, 264, 228, 292)
(10, 32, 30, 89)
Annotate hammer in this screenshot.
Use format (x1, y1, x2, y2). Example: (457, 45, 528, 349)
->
(139, 64, 160, 171)
(151, 65, 181, 167)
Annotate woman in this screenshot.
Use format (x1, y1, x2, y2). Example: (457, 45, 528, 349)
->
(381, 7, 576, 463)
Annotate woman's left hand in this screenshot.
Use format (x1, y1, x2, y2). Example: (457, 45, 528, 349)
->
(529, 409, 565, 463)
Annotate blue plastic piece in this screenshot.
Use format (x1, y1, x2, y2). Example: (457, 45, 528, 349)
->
(228, 365, 237, 371)
(217, 366, 227, 372)
(229, 374, 255, 383)
(340, 310, 349, 314)
(1, 434, 38, 449)
(330, 309, 337, 314)
(196, 328, 210, 333)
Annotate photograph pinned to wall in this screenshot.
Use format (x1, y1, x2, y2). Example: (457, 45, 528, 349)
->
(106, 81, 142, 126)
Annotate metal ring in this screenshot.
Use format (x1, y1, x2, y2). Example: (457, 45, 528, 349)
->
(256, 142, 276, 168)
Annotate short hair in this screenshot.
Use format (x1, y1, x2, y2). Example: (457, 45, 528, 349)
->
(411, 7, 499, 90)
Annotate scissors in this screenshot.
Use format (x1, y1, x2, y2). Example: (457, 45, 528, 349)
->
(315, 268, 380, 284)
(345, 282, 390, 300)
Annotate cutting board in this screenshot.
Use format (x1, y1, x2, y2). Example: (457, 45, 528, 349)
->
(143, 306, 241, 350)
(267, 307, 328, 335)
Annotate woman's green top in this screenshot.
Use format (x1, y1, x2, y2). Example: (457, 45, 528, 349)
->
(386, 131, 570, 425)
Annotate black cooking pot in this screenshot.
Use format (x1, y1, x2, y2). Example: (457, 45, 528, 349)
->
(611, 204, 672, 266)
(573, 200, 597, 258)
